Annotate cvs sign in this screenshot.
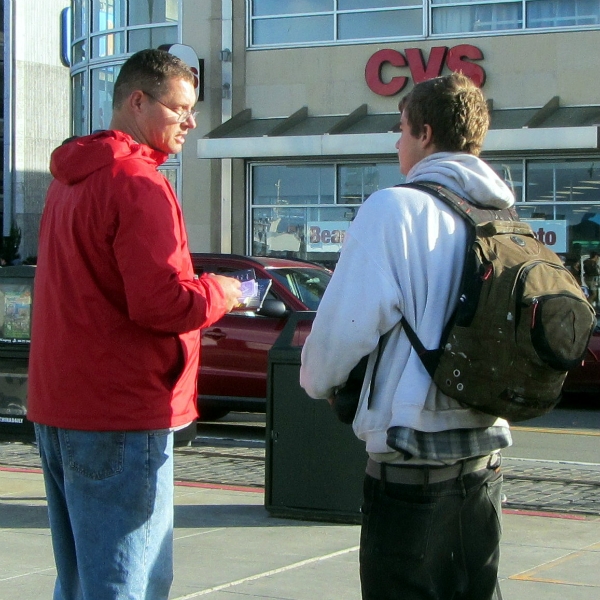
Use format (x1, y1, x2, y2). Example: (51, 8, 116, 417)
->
(365, 45, 485, 96)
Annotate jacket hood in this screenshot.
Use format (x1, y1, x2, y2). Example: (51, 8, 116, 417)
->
(407, 152, 515, 209)
(49, 130, 169, 185)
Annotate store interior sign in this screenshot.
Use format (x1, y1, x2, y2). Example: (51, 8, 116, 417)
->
(522, 220, 568, 253)
(365, 45, 485, 96)
(308, 222, 350, 253)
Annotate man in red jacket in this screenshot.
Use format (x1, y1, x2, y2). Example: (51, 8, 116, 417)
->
(28, 49, 241, 600)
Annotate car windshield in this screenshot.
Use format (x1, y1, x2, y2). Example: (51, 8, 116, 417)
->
(268, 267, 331, 310)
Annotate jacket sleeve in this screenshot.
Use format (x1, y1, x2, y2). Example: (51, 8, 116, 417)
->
(111, 169, 229, 333)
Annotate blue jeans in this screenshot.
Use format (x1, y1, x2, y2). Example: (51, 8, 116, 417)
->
(35, 424, 174, 600)
(360, 463, 503, 600)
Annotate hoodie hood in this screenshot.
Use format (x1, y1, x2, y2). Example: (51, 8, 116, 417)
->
(49, 130, 169, 186)
(407, 152, 515, 209)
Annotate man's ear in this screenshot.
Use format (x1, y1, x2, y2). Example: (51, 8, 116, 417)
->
(129, 90, 145, 113)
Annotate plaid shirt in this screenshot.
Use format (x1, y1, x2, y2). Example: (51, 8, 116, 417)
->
(385, 425, 512, 463)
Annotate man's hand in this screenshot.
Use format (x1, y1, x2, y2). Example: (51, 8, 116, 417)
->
(209, 274, 243, 313)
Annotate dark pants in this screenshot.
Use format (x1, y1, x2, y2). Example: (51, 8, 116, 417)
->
(359, 464, 503, 600)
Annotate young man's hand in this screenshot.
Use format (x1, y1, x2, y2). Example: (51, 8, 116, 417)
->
(209, 274, 243, 313)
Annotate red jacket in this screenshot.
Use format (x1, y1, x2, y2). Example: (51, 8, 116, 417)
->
(28, 130, 228, 430)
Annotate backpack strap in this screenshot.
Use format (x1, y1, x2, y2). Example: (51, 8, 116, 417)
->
(400, 181, 520, 226)
(395, 181, 517, 378)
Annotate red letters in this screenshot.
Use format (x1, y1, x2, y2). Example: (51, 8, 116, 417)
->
(365, 49, 408, 96)
(446, 45, 486, 88)
(365, 45, 486, 96)
(404, 47, 448, 84)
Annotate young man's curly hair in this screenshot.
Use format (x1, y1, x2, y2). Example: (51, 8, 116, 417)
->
(399, 73, 489, 156)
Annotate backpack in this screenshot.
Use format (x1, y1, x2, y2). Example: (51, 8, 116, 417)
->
(398, 182, 597, 423)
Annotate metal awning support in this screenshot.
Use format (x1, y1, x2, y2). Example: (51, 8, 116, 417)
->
(524, 96, 560, 128)
(268, 107, 309, 136)
(327, 104, 368, 134)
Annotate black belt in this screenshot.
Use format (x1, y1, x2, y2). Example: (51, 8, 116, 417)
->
(366, 454, 501, 485)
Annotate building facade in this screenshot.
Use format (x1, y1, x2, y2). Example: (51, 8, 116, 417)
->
(2, 0, 71, 261)
(10, 1, 600, 267)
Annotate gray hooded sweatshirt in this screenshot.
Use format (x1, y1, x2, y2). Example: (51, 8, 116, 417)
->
(300, 152, 515, 458)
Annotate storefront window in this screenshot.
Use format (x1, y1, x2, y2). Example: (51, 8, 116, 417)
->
(527, 0, 600, 28)
(251, 161, 399, 264)
(431, 1, 522, 34)
(129, 0, 179, 25)
(488, 160, 524, 202)
(72, 72, 86, 137)
(251, 158, 600, 266)
(160, 168, 178, 193)
(92, 0, 125, 32)
(70, 0, 180, 142)
(527, 160, 600, 203)
(252, 165, 335, 205)
(339, 8, 422, 40)
(91, 66, 119, 132)
(522, 160, 600, 257)
(249, 0, 600, 47)
(128, 27, 178, 53)
(338, 163, 402, 204)
(93, 32, 125, 58)
(74, 0, 88, 39)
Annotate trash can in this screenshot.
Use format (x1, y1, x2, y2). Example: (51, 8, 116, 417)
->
(265, 311, 366, 524)
(0, 266, 36, 442)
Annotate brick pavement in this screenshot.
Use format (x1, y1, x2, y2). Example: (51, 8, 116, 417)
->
(1, 440, 599, 516)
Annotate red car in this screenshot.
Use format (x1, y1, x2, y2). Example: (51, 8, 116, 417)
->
(562, 323, 600, 396)
(193, 254, 332, 420)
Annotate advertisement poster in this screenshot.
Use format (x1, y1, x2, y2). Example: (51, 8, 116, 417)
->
(0, 285, 32, 341)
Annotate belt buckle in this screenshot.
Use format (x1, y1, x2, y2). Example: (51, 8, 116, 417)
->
(487, 453, 502, 471)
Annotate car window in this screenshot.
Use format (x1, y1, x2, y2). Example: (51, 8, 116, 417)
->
(268, 268, 331, 310)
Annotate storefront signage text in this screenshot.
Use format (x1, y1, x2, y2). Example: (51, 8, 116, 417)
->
(522, 220, 568, 253)
(308, 222, 350, 253)
(365, 45, 485, 96)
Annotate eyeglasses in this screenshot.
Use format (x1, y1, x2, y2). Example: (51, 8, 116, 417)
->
(143, 90, 198, 123)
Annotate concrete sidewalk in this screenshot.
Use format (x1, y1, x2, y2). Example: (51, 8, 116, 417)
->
(1, 468, 599, 599)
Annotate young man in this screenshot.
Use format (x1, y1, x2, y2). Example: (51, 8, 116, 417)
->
(28, 49, 241, 600)
(300, 73, 513, 600)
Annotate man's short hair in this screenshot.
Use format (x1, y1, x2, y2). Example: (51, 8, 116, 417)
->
(112, 49, 195, 109)
(399, 73, 489, 156)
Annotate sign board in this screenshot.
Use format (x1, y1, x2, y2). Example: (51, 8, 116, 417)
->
(521, 219, 568, 253)
(159, 43, 203, 101)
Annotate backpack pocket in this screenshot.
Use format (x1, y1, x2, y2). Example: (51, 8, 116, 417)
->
(515, 261, 596, 371)
(530, 293, 595, 370)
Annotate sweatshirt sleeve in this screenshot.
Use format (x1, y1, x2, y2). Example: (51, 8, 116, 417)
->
(300, 191, 406, 399)
(111, 169, 229, 334)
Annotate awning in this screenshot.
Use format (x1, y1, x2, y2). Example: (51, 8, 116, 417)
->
(197, 99, 600, 159)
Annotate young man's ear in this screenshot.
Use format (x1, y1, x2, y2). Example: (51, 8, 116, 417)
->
(421, 124, 434, 147)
